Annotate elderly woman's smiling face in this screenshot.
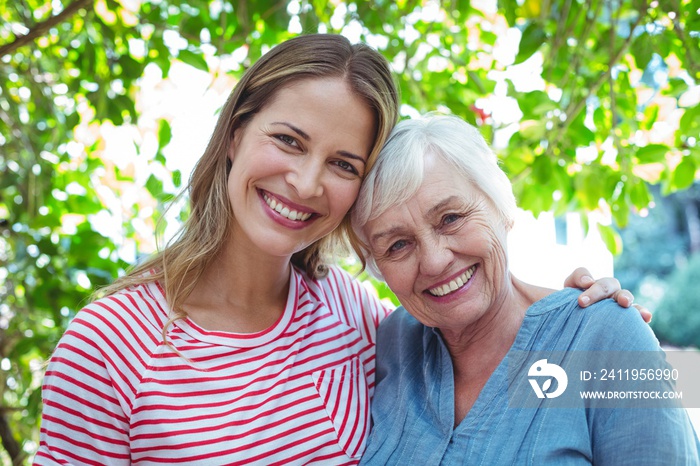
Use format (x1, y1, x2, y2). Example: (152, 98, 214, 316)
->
(363, 152, 512, 333)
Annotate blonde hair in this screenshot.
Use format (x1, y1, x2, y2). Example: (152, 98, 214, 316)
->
(99, 34, 399, 332)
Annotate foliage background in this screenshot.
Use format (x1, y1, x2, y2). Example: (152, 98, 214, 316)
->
(1, 0, 699, 462)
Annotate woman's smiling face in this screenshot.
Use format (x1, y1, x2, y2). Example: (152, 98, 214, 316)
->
(363, 152, 511, 333)
(226, 77, 376, 259)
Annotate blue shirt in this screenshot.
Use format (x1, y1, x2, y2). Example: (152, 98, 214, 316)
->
(361, 288, 700, 465)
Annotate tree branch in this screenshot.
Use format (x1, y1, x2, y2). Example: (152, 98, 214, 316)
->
(13, 0, 34, 25)
(566, 4, 645, 122)
(0, 0, 93, 58)
(0, 82, 36, 159)
(0, 411, 23, 465)
(546, 0, 574, 77)
(670, 0, 699, 78)
(558, 0, 604, 99)
(609, 1, 623, 161)
(547, 2, 647, 156)
(261, 0, 290, 22)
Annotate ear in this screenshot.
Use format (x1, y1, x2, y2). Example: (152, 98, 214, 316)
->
(227, 130, 239, 162)
(504, 217, 515, 232)
(227, 141, 235, 162)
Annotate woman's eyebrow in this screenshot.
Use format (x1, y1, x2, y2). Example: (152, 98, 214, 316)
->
(338, 151, 367, 165)
(428, 196, 461, 217)
(370, 226, 404, 245)
(271, 122, 311, 141)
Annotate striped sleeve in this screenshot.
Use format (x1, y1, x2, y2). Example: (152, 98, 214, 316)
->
(35, 293, 159, 465)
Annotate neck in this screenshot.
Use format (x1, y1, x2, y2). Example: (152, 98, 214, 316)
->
(184, 236, 293, 333)
(443, 274, 552, 426)
(442, 275, 540, 360)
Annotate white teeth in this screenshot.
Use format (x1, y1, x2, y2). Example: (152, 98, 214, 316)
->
(263, 193, 312, 222)
(429, 265, 476, 297)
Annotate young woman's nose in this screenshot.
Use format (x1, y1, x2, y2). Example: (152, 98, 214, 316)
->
(285, 157, 324, 199)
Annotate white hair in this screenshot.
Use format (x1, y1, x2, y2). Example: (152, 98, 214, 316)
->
(351, 113, 517, 275)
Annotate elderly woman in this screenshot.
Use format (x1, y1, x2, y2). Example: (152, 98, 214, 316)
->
(352, 114, 699, 464)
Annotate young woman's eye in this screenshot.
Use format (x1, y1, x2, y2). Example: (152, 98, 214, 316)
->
(275, 134, 298, 147)
(334, 160, 359, 175)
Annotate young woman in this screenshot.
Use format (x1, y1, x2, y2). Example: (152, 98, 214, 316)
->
(36, 34, 636, 465)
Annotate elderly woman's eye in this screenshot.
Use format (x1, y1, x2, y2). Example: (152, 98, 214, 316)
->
(443, 214, 461, 225)
(388, 240, 407, 253)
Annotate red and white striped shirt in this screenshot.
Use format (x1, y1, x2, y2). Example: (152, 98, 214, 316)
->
(36, 266, 391, 465)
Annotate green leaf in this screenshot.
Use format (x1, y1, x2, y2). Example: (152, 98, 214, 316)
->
(630, 33, 653, 70)
(502, 146, 533, 175)
(597, 223, 623, 255)
(26, 387, 43, 419)
(580, 213, 590, 237)
(515, 22, 546, 64)
(578, 171, 603, 211)
(592, 106, 607, 132)
(113, 94, 137, 122)
(518, 90, 556, 119)
(153, 41, 172, 77)
(178, 49, 209, 72)
(635, 144, 669, 164)
(629, 180, 652, 209)
(145, 174, 164, 198)
(641, 104, 659, 131)
(158, 119, 172, 147)
(665, 77, 690, 98)
(611, 195, 630, 228)
(672, 158, 696, 190)
(567, 115, 596, 147)
(499, 0, 518, 26)
(532, 155, 553, 183)
(521, 0, 541, 18)
(679, 105, 700, 135)
(481, 30, 497, 46)
(519, 120, 546, 140)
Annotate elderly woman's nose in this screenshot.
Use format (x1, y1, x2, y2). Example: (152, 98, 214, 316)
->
(285, 157, 324, 199)
(418, 237, 454, 276)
